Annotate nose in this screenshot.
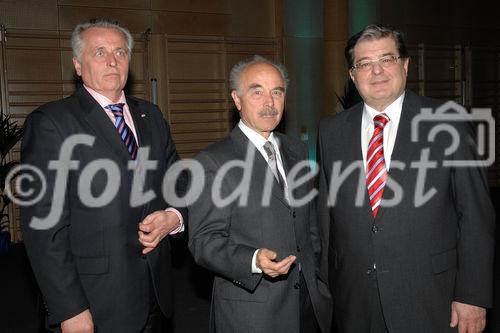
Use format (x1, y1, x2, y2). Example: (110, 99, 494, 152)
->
(263, 91, 275, 107)
(106, 53, 117, 67)
(371, 61, 383, 74)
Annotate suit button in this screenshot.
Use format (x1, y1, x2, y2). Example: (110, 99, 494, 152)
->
(296, 246, 301, 252)
(366, 269, 372, 275)
(141, 255, 147, 260)
(372, 225, 378, 233)
(292, 211, 296, 218)
(294, 282, 300, 289)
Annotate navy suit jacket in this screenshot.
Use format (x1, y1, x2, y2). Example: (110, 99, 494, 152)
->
(21, 87, 187, 332)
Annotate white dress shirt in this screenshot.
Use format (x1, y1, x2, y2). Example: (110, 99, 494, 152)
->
(361, 92, 405, 171)
(238, 120, 287, 186)
(237, 120, 286, 273)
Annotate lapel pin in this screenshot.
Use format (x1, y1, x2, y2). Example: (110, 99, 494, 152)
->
(141, 114, 146, 118)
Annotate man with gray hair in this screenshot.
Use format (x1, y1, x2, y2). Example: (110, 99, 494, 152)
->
(188, 55, 332, 333)
(317, 24, 495, 332)
(21, 18, 186, 332)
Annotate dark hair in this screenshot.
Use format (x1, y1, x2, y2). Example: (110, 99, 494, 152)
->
(229, 55, 289, 95)
(345, 24, 408, 69)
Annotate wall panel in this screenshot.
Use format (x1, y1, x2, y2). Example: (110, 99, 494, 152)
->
(58, 6, 151, 33)
(0, 0, 58, 30)
(151, 0, 228, 13)
(58, 0, 150, 10)
(166, 35, 228, 157)
(152, 11, 228, 35)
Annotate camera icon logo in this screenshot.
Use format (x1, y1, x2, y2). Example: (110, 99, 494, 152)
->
(411, 101, 495, 167)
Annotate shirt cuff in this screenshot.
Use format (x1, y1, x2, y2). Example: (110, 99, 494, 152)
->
(251, 249, 262, 273)
(165, 208, 184, 234)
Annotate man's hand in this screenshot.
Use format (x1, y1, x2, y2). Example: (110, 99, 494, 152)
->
(256, 248, 296, 278)
(450, 301, 486, 333)
(138, 210, 181, 254)
(61, 309, 93, 333)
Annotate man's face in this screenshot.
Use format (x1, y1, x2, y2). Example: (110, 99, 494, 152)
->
(231, 63, 285, 139)
(73, 27, 129, 101)
(350, 37, 409, 111)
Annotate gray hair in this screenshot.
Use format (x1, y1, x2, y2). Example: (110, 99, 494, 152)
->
(71, 18, 134, 60)
(345, 24, 408, 69)
(229, 55, 289, 95)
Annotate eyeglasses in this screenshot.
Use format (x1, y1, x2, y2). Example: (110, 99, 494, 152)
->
(351, 55, 403, 73)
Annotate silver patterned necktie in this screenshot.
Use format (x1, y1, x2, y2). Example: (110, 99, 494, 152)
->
(263, 141, 289, 201)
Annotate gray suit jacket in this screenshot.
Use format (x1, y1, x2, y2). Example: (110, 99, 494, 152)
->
(188, 127, 332, 333)
(317, 90, 495, 332)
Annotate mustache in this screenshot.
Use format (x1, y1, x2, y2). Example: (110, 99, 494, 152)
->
(258, 107, 279, 117)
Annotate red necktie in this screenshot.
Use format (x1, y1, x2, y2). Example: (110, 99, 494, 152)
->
(105, 103, 138, 159)
(366, 114, 390, 218)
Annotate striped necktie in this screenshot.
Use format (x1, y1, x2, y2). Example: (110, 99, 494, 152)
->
(366, 113, 390, 218)
(105, 103, 138, 159)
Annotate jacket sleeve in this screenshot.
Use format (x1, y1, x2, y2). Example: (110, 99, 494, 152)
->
(452, 120, 495, 308)
(187, 151, 262, 291)
(20, 110, 89, 325)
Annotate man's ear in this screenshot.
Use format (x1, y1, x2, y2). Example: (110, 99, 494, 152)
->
(231, 90, 241, 111)
(73, 58, 82, 76)
(349, 69, 355, 83)
(402, 57, 410, 76)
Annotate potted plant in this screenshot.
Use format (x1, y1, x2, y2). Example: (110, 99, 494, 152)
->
(335, 79, 362, 111)
(0, 107, 23, 254)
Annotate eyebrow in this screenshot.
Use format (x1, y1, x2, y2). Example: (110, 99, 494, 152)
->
(248, 83, 263, 90)
(248, 83, 285, 92)
(355, 52, 396, 63)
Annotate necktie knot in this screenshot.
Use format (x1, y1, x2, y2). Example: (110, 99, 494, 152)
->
(263, 141, 276, 161)
(105, 103, 125, 118)
(373, 113, 390, 129)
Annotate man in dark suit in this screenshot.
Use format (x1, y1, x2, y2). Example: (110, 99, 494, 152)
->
(317, 24, 495, 333)
(188, 55, 332, 333)
(20, 19, 186, 333)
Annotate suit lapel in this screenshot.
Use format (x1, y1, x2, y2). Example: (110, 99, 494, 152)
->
(342, 105, 374, 219)
(343, 104, 366, 168)
(127, 97, 152, 150)
(275, 133, 300, 204)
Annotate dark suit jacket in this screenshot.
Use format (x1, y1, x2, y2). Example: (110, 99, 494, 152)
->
(188, 127, 332, 333)
(317, 90, 495, 332)
(20, 87, 187, 332)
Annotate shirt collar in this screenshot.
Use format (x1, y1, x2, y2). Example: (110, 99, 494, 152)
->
(363, 92, 405, 130)
(83, 85, 127, 109)
(238, 120, 278, 150)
